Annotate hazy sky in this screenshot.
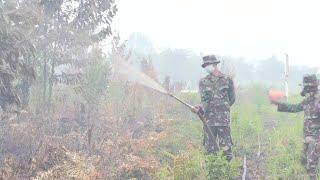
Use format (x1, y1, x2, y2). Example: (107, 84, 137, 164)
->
(113, 0, 320, 68)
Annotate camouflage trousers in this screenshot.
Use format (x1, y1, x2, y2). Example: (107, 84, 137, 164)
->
(302, 125, 320, 179)
(203, 126, 233, 161)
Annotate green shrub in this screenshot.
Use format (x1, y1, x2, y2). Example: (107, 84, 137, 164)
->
(173, 151, 206, 180)
(206, 152, 240, 180)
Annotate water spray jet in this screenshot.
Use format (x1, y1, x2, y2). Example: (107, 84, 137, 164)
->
(113, 57, 217, 149)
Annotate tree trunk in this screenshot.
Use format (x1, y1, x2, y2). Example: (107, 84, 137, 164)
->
(43, 58, 47, 105)
(18, 79, 30, 108)
(48, 58, 55, 108)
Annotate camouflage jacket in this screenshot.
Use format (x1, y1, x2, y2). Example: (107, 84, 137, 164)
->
(277, 93, 320, 136)
(199, 73, 235, 126)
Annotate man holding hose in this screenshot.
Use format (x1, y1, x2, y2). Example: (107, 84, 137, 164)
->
(193, 55, 236, 161)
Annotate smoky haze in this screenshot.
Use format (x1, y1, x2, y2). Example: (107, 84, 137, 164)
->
(2, 1, 320, 179)
(124, 33, 318, 91)
(114, 0, 320, 68)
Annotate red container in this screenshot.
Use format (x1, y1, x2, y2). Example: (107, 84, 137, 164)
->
(268, 90, 285, 101)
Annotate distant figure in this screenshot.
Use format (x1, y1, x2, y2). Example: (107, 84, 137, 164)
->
(271, 74, 320, 180)
(194, 55, 236, 161)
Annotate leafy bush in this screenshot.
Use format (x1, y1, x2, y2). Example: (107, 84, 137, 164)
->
(78, 56, 111, 106)
(205, 152, 240, 180)
(173, 151, 206, 180)
(155, 150, 207, 180)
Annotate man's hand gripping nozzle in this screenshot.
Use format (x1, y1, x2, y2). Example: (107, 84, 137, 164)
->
(167, 93, 217, 150)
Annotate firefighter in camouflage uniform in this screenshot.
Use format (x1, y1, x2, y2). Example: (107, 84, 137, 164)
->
(194, 55, 236, 161)
(272, 74, 320, 179)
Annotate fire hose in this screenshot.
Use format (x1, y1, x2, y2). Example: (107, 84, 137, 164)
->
(167, 93, 218, 151)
